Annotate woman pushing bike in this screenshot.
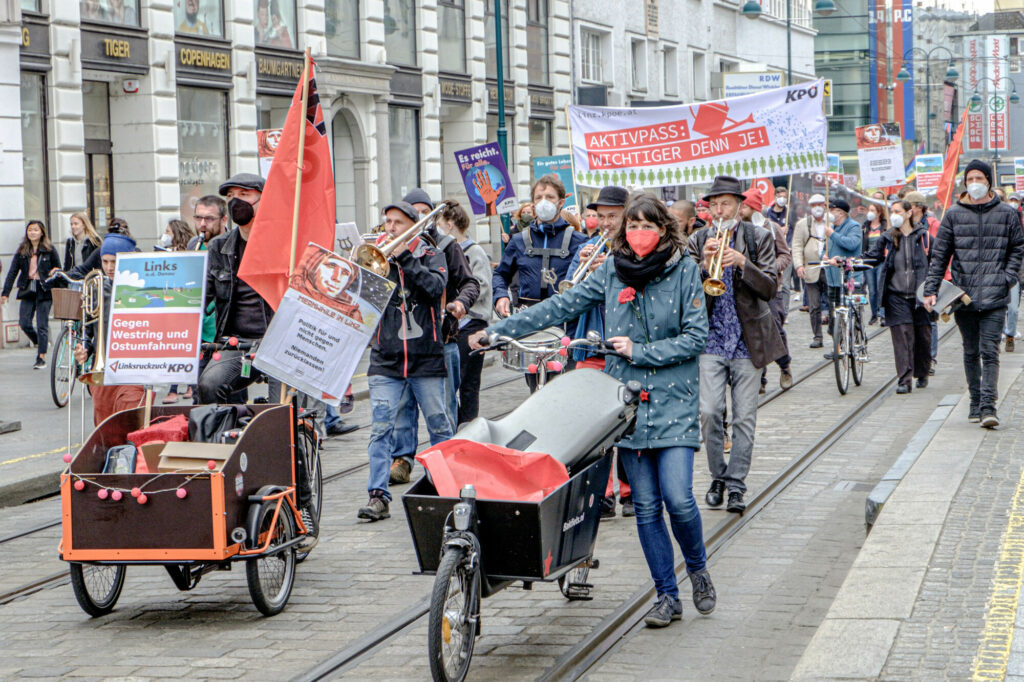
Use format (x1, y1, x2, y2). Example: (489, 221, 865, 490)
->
(471, 192, 716, 628)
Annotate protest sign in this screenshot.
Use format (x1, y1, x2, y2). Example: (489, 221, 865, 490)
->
(104, 252, 207, 386)
(856, 122, 906, 188)
(257, 128, 283, 178)
(1015, 159, 1024, 192)
(532, 154, 577, 211)
(456, 142, 518, 216)
(568, 80, 827, 189)
(254, 243, 395, 404)
(915, 154, 944, 194)
(334, 222, 362, 255)
(827, 154, 843, 184)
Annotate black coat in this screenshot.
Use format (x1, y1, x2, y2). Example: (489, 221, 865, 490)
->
(63, 236, 99, 272)
(925, 193, 1024, 311)
(426, 227, 480, 343)
(205, 228, 274, 340)
(3, 246, 61, 300)
(862, 223, 931, 315)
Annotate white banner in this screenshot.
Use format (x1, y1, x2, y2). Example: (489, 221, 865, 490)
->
(856, 122, 906, 188)
(568, 80, 828, 189)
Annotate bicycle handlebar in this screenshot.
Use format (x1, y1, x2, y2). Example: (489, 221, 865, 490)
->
(480, 331, 627, 359)
(45, 271, 83, 286)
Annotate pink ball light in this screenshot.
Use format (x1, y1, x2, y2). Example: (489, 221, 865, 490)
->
(176, 488, 188, 499)
(561, 336, 571, 347)
(73, 479, 85, 491)
(137, 493, 148, 505)
(111, 490, 123, 501)
(97, 488, 109, 500)
(131, 487, 141, 498)
(207, 460, 217, 471)
(63, 453, 72, 463)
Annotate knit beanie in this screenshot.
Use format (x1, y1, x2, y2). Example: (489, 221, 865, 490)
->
(965, 158, 994, 187)
(101, 233, 137, 256)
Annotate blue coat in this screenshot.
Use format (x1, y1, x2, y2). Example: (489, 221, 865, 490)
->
(487, 249, 708, 451)
(492, 218, 589, 304)
(824, 217, 864, 288)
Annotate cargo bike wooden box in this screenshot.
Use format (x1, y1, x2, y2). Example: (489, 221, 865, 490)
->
(59, 402, 321, 617)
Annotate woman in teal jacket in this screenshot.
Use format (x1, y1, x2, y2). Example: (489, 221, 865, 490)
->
(472, 194, 716, 628)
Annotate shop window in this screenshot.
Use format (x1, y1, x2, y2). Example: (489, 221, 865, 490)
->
(326, 0, 360, 59)
(631, 38, 647, 92)
(528, 119, 552, 172)
(177, 87, 230, 222)
(256, 95, 291, 129)
(438, 0, 467, 73)
(485, 0, 511, 80)
(21, 0, 39, 11)
(80, 0, 139, 25)
(83, 81, 113, 227)
(527, 0, 549, 85)
(20, 74, 48, 223)
(389, 106, 420, 199)
(663, 46, 678, 97)
(384, 0, 417, 67)
(175, 0, 224, 37)
(254, 0, 297, 49)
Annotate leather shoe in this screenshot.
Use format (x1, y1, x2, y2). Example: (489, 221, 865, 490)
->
(916, 377, 928, 389)
(896, 384, 911, 394)
(705, 480, 724, 507)
(809, 339, 823, 349)
(327, 421, 358, 436)
(726, 491, 746, 513)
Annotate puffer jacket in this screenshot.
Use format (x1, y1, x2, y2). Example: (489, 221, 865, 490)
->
(487, 248, 708, 451)
(924, 193, 1024, 311)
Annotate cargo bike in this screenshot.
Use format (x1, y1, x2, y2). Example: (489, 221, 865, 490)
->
(58, 340, 323, 617)
(403, 331, 642, 681)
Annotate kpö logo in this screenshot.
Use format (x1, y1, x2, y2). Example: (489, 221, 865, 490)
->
(168, 363, 194, 373)
(785, 85, 819, 103)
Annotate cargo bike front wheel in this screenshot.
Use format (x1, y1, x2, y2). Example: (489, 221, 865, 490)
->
(69, 563, 126, 617)
(245, 494, 297, 616)
(428, 544, 481, 682)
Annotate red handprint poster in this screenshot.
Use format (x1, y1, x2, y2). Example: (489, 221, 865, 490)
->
(455, 142, 519, 216)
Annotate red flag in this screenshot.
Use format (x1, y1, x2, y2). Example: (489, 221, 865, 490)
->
(750, 178, 775, 207)
(936, 108, 970, 213)
(239, 55, 335, 309)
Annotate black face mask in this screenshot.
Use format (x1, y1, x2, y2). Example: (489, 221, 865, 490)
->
(228, 197, 256, 225)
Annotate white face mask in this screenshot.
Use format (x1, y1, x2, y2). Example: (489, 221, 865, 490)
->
(890, 214, 905, 229)
(810, 206, 825, 219)
(866, 211, 877, 222)
(159, 233, 173, 247)
(1011, 202, 1020, 210)
(775, 196, 787, 207)
(967, 182, 989, 200)
(535, 199, 559, 223)
(751, 212, 765, 227)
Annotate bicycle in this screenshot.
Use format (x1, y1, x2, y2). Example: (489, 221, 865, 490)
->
(47, 272, 90, 408)
(828, 257, 872, 395)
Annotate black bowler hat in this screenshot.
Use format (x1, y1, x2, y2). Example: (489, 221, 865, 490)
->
(586, 185, 629, 210)
(702, 176, 745, 202)
(829, 198, 851, 213)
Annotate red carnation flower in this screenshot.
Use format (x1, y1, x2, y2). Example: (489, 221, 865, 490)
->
(618, 287, 636, 304)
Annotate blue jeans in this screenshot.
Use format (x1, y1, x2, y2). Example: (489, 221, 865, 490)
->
(864, 266, 882, 319)
(325, 404, 340, 430)
(1004, 284, 1020, 337)
(619, 446, 707, 600)
(367, 375, 453, 501)
(392, 342, 460, 463)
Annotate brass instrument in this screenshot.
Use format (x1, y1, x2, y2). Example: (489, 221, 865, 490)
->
(558, 235, 608, 293)
(703, 219, 736, 297)
(78, 269, 107, 386)
(351, 203, 447, 276)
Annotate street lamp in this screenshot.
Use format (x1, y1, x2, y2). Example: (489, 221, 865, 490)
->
(493, 0, 510, 249)
(895, 46, 958, 154)
(969, 76, 1018, 171)
(743, 0, 839, 87)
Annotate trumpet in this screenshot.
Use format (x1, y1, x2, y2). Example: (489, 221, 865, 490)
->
(558, 235, 608, 293)
(78, 269, 107, 386)
(703, 219, 736, 297)
(351, 203, 447, 276)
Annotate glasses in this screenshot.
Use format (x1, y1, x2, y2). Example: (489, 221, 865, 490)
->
(193, 215, 220, 223)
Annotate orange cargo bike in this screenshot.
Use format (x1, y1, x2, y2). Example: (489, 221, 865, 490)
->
(58, 400, 322, 617)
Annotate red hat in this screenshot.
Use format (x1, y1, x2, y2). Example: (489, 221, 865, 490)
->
(696, 198, 709, 208)
(742, 188, 763, 213)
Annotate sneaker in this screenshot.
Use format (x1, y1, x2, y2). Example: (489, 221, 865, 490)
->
(32, 358, 45, 370)
(726, 491, 746, 513)
(644, 594, 682, 628)
(357, 496, 390, 521)
(389, 458, 412, 484)
(758, 384, 767, 395)
(1007, 335, 1016, 353)
(916, 378, 928, 389)
(327, 421, 358, 436)
(809, 339, 823, 349)
(688, 569, 717, 615)
(896, 384, 911, 395)
(981, 408, 999, 429)
(620, 496, 635, 517)
(600, 496, 616, 519)
(823, 351, 836, 360)
(780, 369, 793, 390)
(929, 359, 936, 376)
(969, 405, 982, 423)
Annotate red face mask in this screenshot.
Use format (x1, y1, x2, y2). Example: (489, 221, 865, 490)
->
(585, 216, 598, 231)
(626, 229, 660, 258)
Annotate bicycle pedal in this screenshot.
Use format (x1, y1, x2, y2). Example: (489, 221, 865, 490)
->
(589, 558, 600, 570)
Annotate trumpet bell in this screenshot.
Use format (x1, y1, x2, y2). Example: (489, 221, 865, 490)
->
(703, 278, 727, 296)
(557, 280, 574, 294)
(352, 243, 390, 277)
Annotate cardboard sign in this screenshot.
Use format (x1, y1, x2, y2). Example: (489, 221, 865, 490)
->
(856, 122, 906, 188)
(104, 252, 208, 385)
(456, 142, 519, 216)
(532, 154, 577, 211)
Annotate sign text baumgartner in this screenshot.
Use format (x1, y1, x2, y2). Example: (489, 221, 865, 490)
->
(568, 80, 827, 189)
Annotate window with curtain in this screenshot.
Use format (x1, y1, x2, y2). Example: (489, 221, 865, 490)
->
(389, 107, 421, 198)
(580, 29, 604, 83)
(527, 0, 549, 85)
(384, 0, 418, 66)
(485, 0, 511, 80)
(326, 0, 360, 58)
(438, 0, 467, 73)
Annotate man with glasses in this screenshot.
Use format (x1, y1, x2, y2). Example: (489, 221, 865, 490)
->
(187, 195, 229, 249)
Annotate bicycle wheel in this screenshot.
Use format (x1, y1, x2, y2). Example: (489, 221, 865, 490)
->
(295, 426, 322, 564)
(428, 545, 480, 682)
(50, 326, 76, 408)
(245, 501, 297, 616)
(833, 312, 849, 395)
(852, 311, 867, 386)
(69, 563, 126, 617)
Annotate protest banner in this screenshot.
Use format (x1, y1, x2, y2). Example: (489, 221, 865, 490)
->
(532, 154, 577, 211)
(456, 142, 518, 216)
(568, 80, 827, 189)
(254, 243, 395, 404)
(915, 154, 944, 194)
(856, 122, 906, 188)
(104, 252, 207, 386)
(1015, 159, 1024, 192)
(257, 128, 282, 178)
(988, 35, 1009, 152)
(965, 37, 984, 151)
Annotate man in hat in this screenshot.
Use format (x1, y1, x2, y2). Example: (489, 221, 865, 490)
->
(688, 177, 785, 513)
(924, 159, 1024, 428)
(791, 193, 830, 347)
(359, 200, 452, 521)
(821, 198, 864, 358)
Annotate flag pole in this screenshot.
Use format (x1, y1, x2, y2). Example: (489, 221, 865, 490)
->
(289, 48, 312, 279)
(564, 104, 579, 205)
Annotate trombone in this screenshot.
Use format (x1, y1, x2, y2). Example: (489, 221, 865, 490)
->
(558, 235, 608, 293)
(703, 220, 735, 296)
(78, 269, 107, 385)
(351, 203, 447, 277)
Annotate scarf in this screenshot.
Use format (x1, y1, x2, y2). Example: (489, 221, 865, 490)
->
(613, 245, 675, 291)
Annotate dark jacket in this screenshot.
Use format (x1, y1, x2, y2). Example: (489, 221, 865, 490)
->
(767, 221, 792, 278)
(63, 236, 99, 272)
(862, 222, 931, 316)
(426, 227, 480, 343)
(492, 217, 589, 304)
(766, 206, 795, 245)
(688, 222, 786, 369)
(3, 246, 61, 300)
(369, 240, 449, 378)
(205, 228, 274, 340)
(924, 193, 1024, 311)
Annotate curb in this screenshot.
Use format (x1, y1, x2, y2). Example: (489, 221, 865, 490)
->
(0, 471, 60, 510)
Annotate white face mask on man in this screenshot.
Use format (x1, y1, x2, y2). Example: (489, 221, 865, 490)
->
(967, 182, 989, 200)
(535, 199, 559, 223)
(775, 196, 787, 207)
(810, 206, 825, 220)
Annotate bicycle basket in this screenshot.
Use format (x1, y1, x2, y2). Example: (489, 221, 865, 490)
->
(52, 288, 82, 320)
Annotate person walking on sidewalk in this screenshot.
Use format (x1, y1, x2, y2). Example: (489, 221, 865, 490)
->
(861, 200, 933, 394)
(2, 220, 61, 369)
(471, 192, 716, 628)
(791, 194, 829, 348)
(924, 159, 1024, 428)
(63, 212, 101, 272)
(689, 177, 785, 514)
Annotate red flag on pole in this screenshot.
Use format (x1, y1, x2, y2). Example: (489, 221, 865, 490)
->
(936, 108, 970, 214)
(239, 52, 335, 309)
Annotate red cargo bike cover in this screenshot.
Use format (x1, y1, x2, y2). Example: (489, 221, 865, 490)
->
(415, 439, 570, 502)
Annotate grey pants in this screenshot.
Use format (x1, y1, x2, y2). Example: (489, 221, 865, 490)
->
(700, 354, 761, 494)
